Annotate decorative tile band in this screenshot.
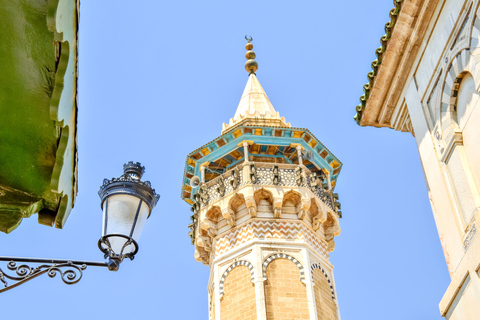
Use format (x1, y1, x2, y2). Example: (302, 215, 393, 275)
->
(262, 253, 305, 281)
(311, 262, 335, 300)
(219, 260, 254, 296)
(215, 220, 328, 258)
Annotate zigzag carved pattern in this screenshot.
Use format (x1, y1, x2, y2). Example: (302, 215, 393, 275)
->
(215, 220, 328, 258)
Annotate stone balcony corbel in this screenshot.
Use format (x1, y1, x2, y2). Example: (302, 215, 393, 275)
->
(326, 239, 335, 252)
(312, 214, 326, 231)
(296, 198, 311, 220)
(325, 225, 341, 237)
(200, 219, 217, 238)
(221, 206, 236, 227)
(194, 245, 209, 264)
(312, 200, 327, 231)
(273, 197, 283, 218)
(244, 196, 257, 217)
(196, 235, 212, 252)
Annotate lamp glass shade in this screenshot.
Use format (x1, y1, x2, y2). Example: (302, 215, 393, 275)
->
(102, 194, 150, 255)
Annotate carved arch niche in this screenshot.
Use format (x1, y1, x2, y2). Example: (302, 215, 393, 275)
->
(224, 192, 245, 226)
(253, 188, 274, 216)
(282, 190, 311, 220)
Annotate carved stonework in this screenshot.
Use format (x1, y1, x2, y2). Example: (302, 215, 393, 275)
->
(221, 207, 235, 227)
(200, 219, 216, 238)
(463, 223, 477, 252)
(244, 196, 257, 217)
(273, 197, 283, 219)
(197, 235, 212, 252)
(297, 198, 311, 220)
(199, 162, 333, 210)
(192, 164, 341, 264)
(451, 9, 470, 51)
(396, 105, 415, 137)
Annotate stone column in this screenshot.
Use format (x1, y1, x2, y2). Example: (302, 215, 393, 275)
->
(201, 165, 206, 182)
(296, 145, 303, 166)
(302, 248, 318, 320)
(254, 246, 267, 320)
(243, 142, 249, 162)
(214, 262, 221, 320)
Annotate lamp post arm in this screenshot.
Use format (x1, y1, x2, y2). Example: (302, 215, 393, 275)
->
(0, 256, 108, 293)
(0, 256, 109, 266)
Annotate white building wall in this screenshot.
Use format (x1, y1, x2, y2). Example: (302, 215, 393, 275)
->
(395, 0, 480, 317)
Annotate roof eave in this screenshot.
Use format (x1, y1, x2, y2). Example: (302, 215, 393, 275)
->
(356, 0, 440, 129)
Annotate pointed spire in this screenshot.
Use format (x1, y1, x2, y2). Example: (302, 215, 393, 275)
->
(222, 37, 290, 133)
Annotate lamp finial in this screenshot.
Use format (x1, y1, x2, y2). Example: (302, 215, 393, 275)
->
(123, 161, 145, 179)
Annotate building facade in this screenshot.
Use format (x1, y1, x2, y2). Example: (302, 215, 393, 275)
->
(181, 41, 343, 320)
(356, 0, 480, 318)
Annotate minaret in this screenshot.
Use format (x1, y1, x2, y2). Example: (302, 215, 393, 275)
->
(181, 38, 343, 320)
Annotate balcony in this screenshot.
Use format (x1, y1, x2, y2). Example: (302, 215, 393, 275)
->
(195, 162, 335, 211)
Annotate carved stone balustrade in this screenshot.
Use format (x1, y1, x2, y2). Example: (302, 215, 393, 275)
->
(196, 162, 334, 210)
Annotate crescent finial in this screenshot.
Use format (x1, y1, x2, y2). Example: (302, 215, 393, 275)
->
(244, 36, 257, 74)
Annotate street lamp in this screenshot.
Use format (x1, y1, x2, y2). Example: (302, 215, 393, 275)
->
(0, 162, 159, 293)
(98, 161, 159, 271)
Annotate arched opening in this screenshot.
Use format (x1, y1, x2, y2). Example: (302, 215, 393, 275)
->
(443, 72, 480, 226)
(264, 257, 308, 320)
(220, 264, 256, 320)
(311, 263, 337, 320)
(456, 73, 480, 193)
(282, 190, 302, 217)
(229, 193, 246, 220)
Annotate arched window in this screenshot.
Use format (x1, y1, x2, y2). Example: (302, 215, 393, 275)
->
(442, 70, 480, 226)
(456, 73, 480, 193)
(219, 261, 256, 320)
(264, 257, 309, 320)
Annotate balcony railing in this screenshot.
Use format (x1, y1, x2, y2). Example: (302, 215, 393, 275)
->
(196, 162, 334, 210)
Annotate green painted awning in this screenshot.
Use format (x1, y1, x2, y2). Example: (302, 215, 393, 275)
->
(0, 0, 79, 233)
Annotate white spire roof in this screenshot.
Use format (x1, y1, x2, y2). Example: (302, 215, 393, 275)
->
(222, 74, 290, 133)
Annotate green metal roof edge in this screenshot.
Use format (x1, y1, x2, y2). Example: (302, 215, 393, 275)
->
(48, 0, 79, 229)
(354, 0, 404, 125)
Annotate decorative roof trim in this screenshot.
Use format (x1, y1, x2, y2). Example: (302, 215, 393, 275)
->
(354, 0, 404, 124)
(179, 124, 343, 202)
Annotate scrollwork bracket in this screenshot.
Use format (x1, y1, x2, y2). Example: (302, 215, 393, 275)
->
(0, 257, 108, 293)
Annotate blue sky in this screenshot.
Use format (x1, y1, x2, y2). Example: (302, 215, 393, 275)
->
(0, 1, 450, 319)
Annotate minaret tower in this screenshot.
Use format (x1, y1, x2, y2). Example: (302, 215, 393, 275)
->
(181, 38, 343, 320)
